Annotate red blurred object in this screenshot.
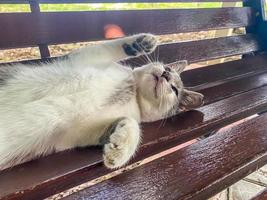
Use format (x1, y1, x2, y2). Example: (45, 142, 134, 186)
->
(104, 24, 125, 39)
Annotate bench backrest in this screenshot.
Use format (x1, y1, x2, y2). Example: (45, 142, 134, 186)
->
(0, 0, 267, 200)
(1, 0, 265, 64)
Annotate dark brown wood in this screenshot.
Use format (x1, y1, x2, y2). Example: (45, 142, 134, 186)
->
(0, 0, 245, 3)
(200, 72, 267, 104)
(165, 34, 263, 63)
(0, 8, 255, 49)
(29, 0, 40, 13)
(250, 188, 267, 200)
(0, 148, 104, 200)
(2, 67, 267, 200)
(128, 34, 263, 66)
(28, 0, 51, 59)
(65, 113, 267, 200)
(1, 35, 262, 66)
(38, 44, 50, 58)
(181, 53, 267, 89)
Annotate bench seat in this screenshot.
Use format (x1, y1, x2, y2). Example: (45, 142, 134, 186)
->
(65, 112, 267, 200)
(1, 53, 267, 200)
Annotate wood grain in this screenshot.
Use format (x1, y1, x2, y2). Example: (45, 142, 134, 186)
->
(127, 34, 263, 65)
(199, 72, 267, 104)
(38, 44, 50, 58)
(181, 53, 267, 89)
(28, 0, 51, 58)
(65, 113, 267, 200)
(1, 34, 262, 66)
(0, 8, 254, 49)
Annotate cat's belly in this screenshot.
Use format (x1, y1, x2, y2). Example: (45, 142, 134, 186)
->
(54, 97, 141, 151)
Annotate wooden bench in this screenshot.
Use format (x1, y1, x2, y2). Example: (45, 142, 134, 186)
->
(0, 0, 267, 199)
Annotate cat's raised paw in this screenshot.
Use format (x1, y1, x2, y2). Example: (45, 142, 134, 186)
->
(123, 34, 157, 56)
(134, 34, 157, 53)
(103, 118, 140, 169)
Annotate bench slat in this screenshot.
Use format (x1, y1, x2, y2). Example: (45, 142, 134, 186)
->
(200, 72, 267, 104)
(65, 113, 267, 200)
(182, 54, 267, 89)
(1, 55, 267, 200)
(129, 34, 263, 65)
(1, 34, 262, 66)
(0, 8, 254, 49)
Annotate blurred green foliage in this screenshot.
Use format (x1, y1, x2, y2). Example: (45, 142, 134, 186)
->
(0, 4, 30, 12)
(40, 3, 223, 11)
(0, 2, 243, 13)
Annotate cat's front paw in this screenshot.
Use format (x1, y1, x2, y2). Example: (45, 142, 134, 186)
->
(123, 34, 157, 56)
(103, 118, 140, 169)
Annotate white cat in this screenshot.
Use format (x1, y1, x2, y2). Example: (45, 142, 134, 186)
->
(0, 34, 203, 170)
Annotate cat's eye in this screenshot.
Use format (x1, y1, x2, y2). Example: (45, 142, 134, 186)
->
(171, 85, 178, 96)
(165, 67, 171, 72)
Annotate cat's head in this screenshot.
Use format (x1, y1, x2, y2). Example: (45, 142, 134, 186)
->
(133, 61, 204, 122)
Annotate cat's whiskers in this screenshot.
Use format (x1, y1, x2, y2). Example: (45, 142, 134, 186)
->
(159, 84, 170, 128)
(136, 55, 148, 65)
(158, 81, 163, 129)
(152, 46, 156, 62)
(134, 42, 151, 65)
(143, 51, 153, 64)
(156, 46, 160, 63)
(158, 82, 163, 109)
(182, 48, 189, 62)
(178, 45, 182, 61)
(157, 83, 165, 129)
(162, 89, 170, 127)
(134, 40, 157, 66)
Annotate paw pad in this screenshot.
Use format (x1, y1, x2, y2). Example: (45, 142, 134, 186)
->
(123, 34, 157, 56)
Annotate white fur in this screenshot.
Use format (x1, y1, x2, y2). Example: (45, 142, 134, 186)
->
(0, 34, 203, 169)
(103, 118, 140, 168)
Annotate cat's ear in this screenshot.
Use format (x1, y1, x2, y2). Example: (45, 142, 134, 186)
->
(168, 60, 188, 74)
(179, 89, 204, 111)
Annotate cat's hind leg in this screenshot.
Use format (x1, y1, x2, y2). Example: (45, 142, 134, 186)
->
(100, 117, 141, 169)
